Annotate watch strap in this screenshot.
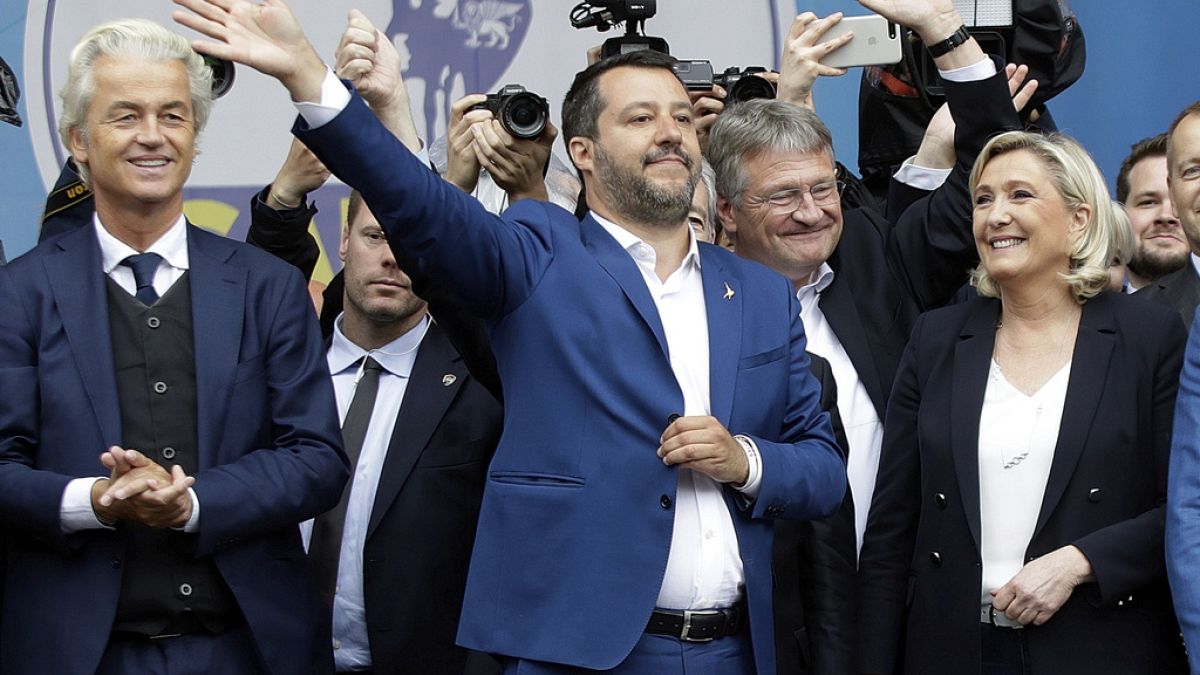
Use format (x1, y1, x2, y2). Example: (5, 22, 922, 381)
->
(926, 25, 971, 58)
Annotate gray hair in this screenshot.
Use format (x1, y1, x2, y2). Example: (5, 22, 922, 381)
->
(706, 99, 835, 207)
(969, 131, 1125, 303)
(59, 19, 213, 184)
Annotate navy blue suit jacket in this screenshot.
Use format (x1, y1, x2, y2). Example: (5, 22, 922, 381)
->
(296, 92, 845, 674)
(0, 223, 347, 674)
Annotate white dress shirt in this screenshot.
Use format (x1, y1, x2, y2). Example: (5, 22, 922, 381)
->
(59, 215, 200, 534)
(593, 215, 760, 611)
(796, 263, 883, 555)
(299, 313, 429, 671)
(978, 359, 1069, 616)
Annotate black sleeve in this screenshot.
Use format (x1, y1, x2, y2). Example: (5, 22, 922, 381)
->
(245, 184, 321, 281)
(773, 353, 857, 675)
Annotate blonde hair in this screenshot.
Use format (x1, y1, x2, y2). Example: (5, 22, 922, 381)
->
(969, 131, 1125, 302)
(59, 19, 213, 184)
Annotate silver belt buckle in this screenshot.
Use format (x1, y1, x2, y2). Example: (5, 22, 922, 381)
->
(986, 605, 1025, 630)
(680, 609, 718, 642)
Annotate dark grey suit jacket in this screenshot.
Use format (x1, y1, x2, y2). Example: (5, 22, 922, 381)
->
(1136, 263, 1200, 328)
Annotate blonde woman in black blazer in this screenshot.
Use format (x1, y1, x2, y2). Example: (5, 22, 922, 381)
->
(857, 131, 1188, 675)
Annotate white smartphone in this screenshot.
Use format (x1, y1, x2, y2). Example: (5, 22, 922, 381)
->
(820, 14, 903, 69)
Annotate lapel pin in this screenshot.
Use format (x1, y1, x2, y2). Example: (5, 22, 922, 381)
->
(442, 374, 457, 387)
(723, 282, 735, 301)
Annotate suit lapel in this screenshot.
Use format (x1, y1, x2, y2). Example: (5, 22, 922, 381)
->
(818, 279, 887, 419)
(700, 248, 741, 426)
(187, 225, 246, 469)
(579, 216, 669, 358)
(1031, 297, 1115, 540)
(950, 300, 1000, 554)
(44, 228, 122, 445)
(366, 322, 466, 540)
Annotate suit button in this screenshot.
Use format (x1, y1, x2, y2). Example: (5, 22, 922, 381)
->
(111, 557, 122, 569)
(162, 446, 177, 460)
(153, 381, 168, 394)
(660, 495, 672, 510)
(667, 413, 681, 425)
(146, 316, 161, 329)
(1088, 488, 1102, 503)
(934, 493, 947, 509)
(178, 583, 193, 597)
(929, 551, 942, 567)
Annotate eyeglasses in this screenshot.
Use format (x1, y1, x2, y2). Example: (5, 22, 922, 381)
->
(743, 181, 845, 213)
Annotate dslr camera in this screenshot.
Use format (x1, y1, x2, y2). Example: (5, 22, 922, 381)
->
(713, 66, 776, 105)
(468, 85, 550, 140)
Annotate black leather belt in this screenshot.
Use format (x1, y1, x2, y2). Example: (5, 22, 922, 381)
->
(645, 603, 745, 642)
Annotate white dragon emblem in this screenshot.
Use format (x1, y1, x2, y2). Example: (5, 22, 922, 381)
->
(446, 0, 523, 49)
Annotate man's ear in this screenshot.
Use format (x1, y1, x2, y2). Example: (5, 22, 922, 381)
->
(716, 194, 739, 236)
(568, 136, 594, 175)
(68, 126, 89, 167)
(338, 223, 350, 263)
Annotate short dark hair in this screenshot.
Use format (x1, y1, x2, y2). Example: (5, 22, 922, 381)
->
(1116, 133, 1168, 204)
(561, 49, 680, 145)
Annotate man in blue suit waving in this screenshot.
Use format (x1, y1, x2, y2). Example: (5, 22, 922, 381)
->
(0, 18, 346, 674)
(174, 2, 844, 673)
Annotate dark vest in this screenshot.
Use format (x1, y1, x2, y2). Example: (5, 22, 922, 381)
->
(105, 274, 239, 635)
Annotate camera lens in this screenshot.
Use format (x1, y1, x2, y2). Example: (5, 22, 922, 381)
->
(727, 76, 775, 105)
(500, 93, 548, 139)
(202, 55, 235, 99)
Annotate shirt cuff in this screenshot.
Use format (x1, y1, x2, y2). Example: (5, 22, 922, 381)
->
(60, 477, 113, 533)
(294, 67, 351, 130)
(172, 487, 200, 533)
(894, 156, 953, 190)
(938, 57, 997, 83)
(732, 435, 762, 500)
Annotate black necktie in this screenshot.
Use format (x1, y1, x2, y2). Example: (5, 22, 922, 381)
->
(310, 356, 383, 605)
(120, 252, 163, 306)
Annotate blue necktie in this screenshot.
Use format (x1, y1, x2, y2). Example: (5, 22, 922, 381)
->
(121, 252, 163, 306)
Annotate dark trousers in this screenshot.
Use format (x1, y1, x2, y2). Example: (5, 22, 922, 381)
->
(501, 631, 755, 674)
(981, 624, 1031, 675)
(97, 625, 263, 675)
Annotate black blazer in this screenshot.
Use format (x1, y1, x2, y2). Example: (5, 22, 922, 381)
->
(1137, 264, 1200, 329)
(857, 292, 1188, 674)
(773, 353, 856, 675)
(354, 320, 504, 675)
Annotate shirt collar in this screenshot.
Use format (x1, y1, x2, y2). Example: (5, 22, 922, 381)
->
(796, 262, 835, 300)
(94, 213, 189, 275)
(328, 312, 431, 378)
(591, 211, 702, 272)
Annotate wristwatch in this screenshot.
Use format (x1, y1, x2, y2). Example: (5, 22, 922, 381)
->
(925, 25, 971, 58)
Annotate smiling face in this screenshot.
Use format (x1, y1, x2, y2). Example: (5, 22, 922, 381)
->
(68, 55, 195, 220)
(973, 149, 1089, 292)
(1169, 113, 1200, 254)
(717, 148, 843, 288)
(569, 66, 701, 230)
(1125, 154, 1188, 285)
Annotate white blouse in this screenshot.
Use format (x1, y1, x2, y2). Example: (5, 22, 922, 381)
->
(978, 358, 1072, 612)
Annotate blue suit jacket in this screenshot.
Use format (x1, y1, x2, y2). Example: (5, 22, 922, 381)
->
(296, 93, 845, 674)
(1168, 306, 1200, 673)
(0, 223, 348, 675)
